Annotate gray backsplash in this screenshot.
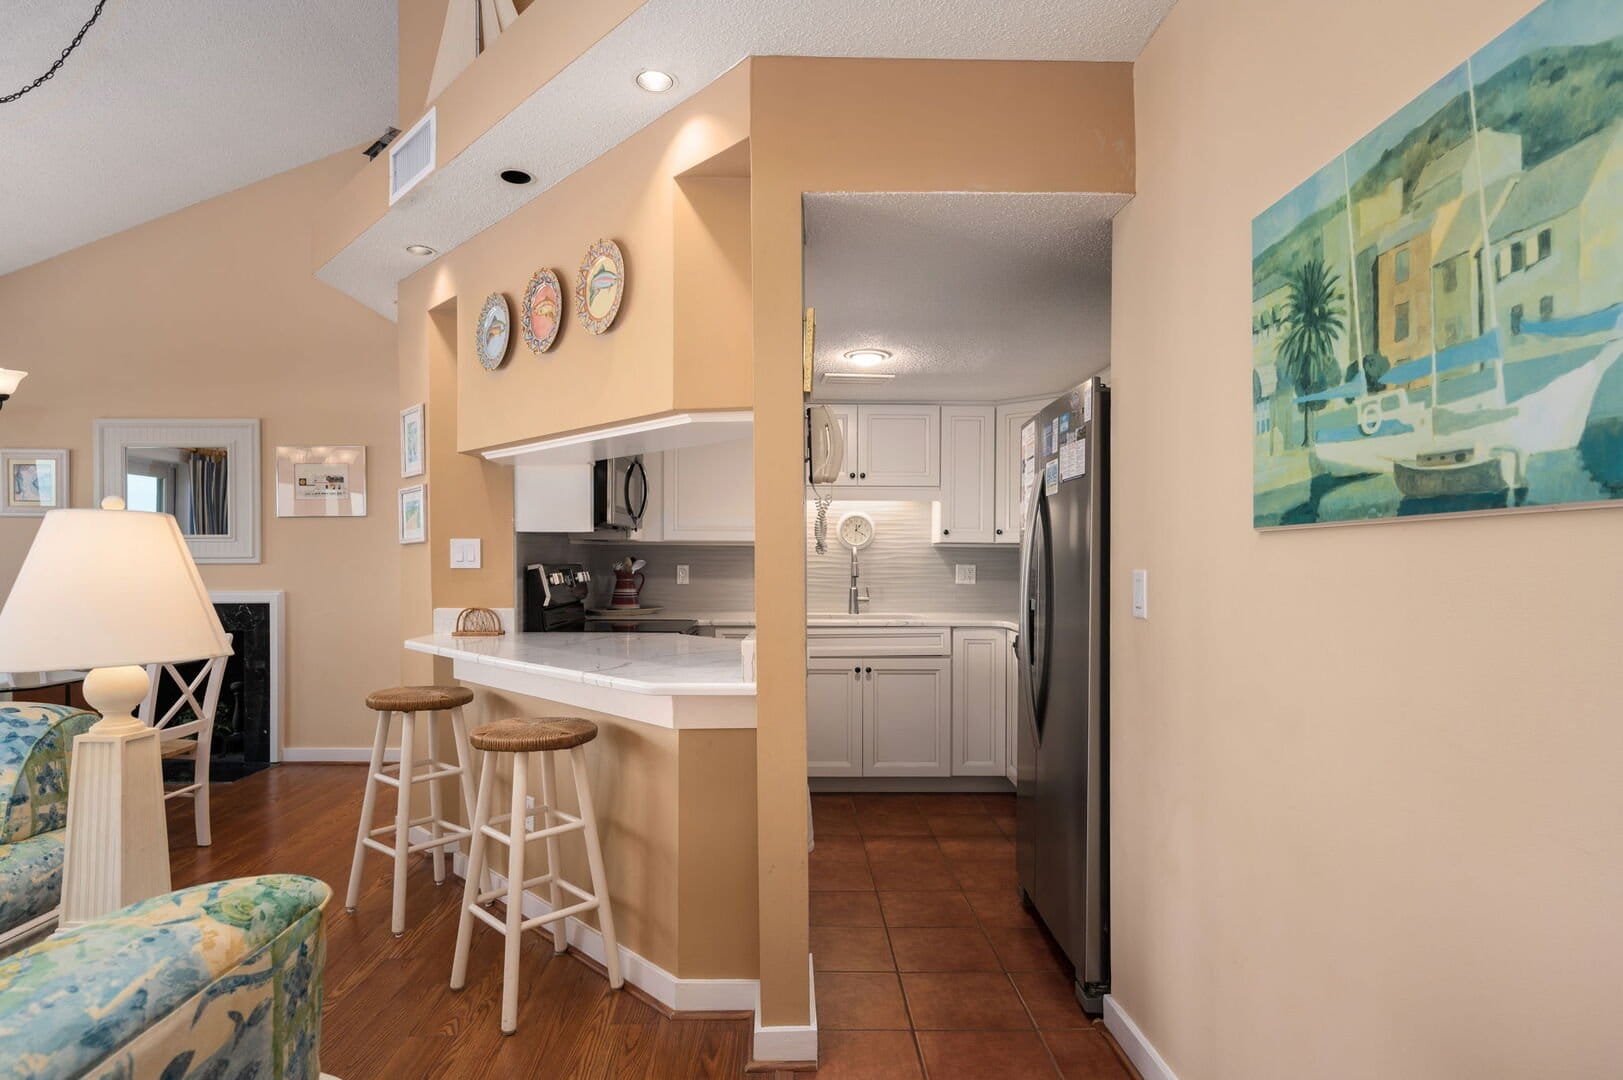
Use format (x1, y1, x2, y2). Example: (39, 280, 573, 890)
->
(515, 500, 1018, 620)
(806, 500, 1019, 616)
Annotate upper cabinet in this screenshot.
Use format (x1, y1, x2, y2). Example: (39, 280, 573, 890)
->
(934, 406, 997, 544)
(994, 399, 1048, 546)
(662, 438, 754, 543)
(858, 405, 940, 486)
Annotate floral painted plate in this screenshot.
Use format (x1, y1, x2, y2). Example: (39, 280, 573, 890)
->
(476, 292, 511, 370)
(521, 269, 563, 355)
(575, 239, 625, 335)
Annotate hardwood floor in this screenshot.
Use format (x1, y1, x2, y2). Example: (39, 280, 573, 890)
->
(166, 764, 767, 1080)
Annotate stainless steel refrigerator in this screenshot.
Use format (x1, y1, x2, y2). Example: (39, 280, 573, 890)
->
(1015, 377, 1109, 1012)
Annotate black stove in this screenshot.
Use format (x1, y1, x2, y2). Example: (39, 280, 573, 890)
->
(524, 562, 698, 635)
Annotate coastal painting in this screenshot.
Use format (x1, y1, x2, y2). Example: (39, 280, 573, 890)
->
(1252, 0, 1623, 527)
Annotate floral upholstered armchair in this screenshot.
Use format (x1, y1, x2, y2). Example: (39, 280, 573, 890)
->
(0, 702, 97, 946)
(0, 874, 330, 1080)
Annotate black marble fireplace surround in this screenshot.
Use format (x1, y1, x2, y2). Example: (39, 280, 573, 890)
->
(156, 600, 273, 783)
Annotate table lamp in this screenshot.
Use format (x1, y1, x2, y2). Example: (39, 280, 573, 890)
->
(0, 498, 231, 927)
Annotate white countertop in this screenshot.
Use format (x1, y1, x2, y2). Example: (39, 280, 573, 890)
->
(585, 611, 1019, 632)
(405, 632, 755, 696)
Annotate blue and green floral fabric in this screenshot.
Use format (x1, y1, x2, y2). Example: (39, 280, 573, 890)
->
(0, 703, 96, 843)
(0, 874, 329, 1080)
(0, 703, 96, 938)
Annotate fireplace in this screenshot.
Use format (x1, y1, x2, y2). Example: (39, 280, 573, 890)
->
(155, 591, 282, 783)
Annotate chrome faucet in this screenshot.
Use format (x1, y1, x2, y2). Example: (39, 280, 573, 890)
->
(848, 550, 870, 614)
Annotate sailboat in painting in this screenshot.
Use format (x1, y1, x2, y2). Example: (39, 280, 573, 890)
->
(1251, 0, 1623, 526)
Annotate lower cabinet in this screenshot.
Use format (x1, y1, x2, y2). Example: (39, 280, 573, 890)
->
(864, 658, 952, 777)
(808, 656, 952, 777)
(807, 658, 864, 777)
(951, 628, 1007, 776)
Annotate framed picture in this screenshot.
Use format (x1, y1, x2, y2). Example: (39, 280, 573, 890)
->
(0, 449, 68, 516)
(398, 484, 426, 544)
(275, 445, 366, 518)
(400, 403, 426, 478)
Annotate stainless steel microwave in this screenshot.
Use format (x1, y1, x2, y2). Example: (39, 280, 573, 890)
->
(593, 455, 649, 532)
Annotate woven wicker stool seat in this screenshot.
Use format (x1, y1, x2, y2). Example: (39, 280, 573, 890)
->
(365, 684, 474, 713)
(470, 717, 597, 753)
(452, 717, 621, 1033)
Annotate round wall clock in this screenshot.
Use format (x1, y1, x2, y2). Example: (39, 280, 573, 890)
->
(476, 292, 511, 370)
(838, 511, 875, 551)
(521, 269, 563, 355)
(575, 239, 625, 334)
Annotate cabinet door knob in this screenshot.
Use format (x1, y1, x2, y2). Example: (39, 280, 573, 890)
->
(859, 472, 866, 479)
(942, 529, 950, 536)
(996, 528, 1003, 535)
(864, 666, 872, 675)
(848, 471, 856, 479)
(854, 666, 861, 674)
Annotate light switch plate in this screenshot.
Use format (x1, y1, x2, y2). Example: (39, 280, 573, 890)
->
(1132, 569, 1148, 619)
(676, 564, 690, 585)
(450, 538, 482, 569)
(955, 564, 977, 585)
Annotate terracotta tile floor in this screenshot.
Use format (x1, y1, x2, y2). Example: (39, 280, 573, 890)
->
(809, 793, 1134, 1079)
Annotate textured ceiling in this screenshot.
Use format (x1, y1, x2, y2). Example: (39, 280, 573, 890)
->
(319, 0, 1177, 316)
(0, 0, 396, 276)
(804, 193, 1128, 402)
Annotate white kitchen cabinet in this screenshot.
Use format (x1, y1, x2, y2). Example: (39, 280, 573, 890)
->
(863, 657, 952, 777)
(514, 464, 593, 533)
(995, 399, 1047, 545)
(662, 438, 754, 542)
(807, 658, 864, 777)
(934, 406, 997, 544)
(1005, 629, 1019, 783)
(856, 405, 939, 487)
(951, 629, 1007, 776)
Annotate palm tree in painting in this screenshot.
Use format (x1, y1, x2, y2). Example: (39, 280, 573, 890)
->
(1279, 257, 1346, 447)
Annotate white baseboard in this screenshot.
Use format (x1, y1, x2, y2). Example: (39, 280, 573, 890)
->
(751, 954, 818, 1064)
(281, 747, 401, 764)
(406, 827, 758, 1014)
(1104, 994, 1178, 1080)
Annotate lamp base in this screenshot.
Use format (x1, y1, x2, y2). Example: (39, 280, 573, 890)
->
(58, 664, 172, 930)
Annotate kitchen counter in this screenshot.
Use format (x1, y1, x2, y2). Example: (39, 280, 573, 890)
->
(585, 611, 1019, 632)
(405, 631, 755, 730)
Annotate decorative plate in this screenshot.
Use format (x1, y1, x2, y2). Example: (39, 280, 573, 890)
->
(520, 269, 563, 355)
(575, 239, 625, 335)
(475, 292, 511, 370)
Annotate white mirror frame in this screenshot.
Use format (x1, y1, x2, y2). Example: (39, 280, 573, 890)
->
(94, 418, 261, 564)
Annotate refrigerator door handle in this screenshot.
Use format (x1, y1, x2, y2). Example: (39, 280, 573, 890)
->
(1020, 483, 1051, 734)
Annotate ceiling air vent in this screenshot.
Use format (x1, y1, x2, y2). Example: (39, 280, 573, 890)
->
(389, 109, 437, 205)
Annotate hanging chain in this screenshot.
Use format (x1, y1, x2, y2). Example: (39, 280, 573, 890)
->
(1, 0, 110, 106)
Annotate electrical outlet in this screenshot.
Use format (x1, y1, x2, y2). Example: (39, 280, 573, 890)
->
(1132, 569, 1148, 619)
(955, 564, 977, 585)
(676, 564, 690, 585)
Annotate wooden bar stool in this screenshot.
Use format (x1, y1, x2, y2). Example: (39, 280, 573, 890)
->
(450, 717, 622, 1034)
(346, 684, 481, 936)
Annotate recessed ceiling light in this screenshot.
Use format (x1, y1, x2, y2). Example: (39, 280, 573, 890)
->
(842, 348, 892, 368)
(823, 372, 896, 382)
(635, 69, 676, 93)
(499, 169, 533, 185)
(405, 244, 437, 257)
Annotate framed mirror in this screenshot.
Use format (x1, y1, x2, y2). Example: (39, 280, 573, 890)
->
(95, 419, 260, 564)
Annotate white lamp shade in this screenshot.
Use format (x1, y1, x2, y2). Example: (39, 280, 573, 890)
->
(0, 508, 231, 672)
(0, 369, 26, 395)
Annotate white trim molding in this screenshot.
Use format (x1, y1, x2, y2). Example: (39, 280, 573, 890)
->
(751, 955, 818, 1065)
(410, 828, 758, 1014)
(1104, 995, 1179, 1080)
(209, 590, 284, 763)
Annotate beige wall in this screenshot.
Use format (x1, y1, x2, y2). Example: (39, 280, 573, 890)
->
(748, 56, 1135, 1029)
(0, 152, 401, 753)
(1111, 0, 1623, 1076)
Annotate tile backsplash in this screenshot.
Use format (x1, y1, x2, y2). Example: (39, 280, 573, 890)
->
(513, 500, 1018, 620)
(805, 500, 1018, 616)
